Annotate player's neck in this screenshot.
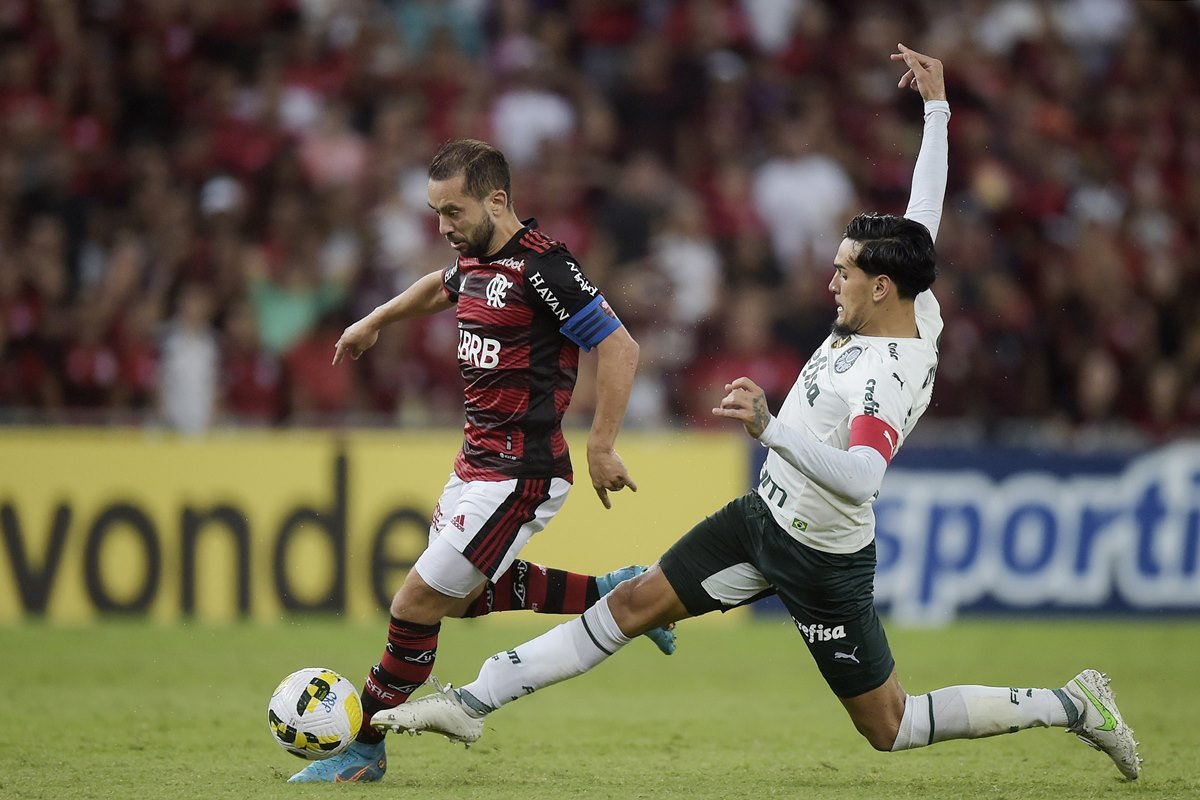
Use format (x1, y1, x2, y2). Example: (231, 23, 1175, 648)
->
(483, 211, 525, 258)
(856, 300, 918, 338)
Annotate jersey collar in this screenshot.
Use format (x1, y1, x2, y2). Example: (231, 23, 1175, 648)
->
(489, 218, 540, 259)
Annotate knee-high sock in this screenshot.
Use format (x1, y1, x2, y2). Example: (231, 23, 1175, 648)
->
(457, 595, 631, 714)
(357, 617, 440, 743)
(460, 560, 599, 617)
(891, 685, 1081, 751)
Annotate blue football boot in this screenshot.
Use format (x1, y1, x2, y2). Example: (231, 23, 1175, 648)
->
(287, 739, 387, 783)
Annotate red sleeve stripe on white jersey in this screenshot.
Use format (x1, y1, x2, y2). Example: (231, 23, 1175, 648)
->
(849, 414, 899, 464)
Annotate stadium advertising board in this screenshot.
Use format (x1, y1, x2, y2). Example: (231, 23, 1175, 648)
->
(0, 430, 742, 622)
(753, 442, 1200, 623)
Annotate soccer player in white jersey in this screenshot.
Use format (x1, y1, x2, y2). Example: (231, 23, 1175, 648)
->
(374, 45, 1142, 782)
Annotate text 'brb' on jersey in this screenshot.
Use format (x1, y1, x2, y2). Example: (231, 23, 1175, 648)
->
(759, 291, 943, 554)
(442, 222, 620, 482)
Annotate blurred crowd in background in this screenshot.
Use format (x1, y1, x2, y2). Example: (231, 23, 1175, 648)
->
(1, 0, 1198, 448)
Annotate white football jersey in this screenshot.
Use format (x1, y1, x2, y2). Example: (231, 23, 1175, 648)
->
(757, 290, 943, 553)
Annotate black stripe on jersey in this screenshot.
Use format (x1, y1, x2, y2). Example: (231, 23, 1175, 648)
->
(523, 292, 562, 469)
(466, 408, 522, 429)
(462, 363, 534, 389)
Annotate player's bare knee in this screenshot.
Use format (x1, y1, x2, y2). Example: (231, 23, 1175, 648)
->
(604, 579, 644, 629)
(389, 571, 454, 622)
(606, 575, 667, 635)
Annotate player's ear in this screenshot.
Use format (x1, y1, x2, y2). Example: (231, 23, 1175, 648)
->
(873, 275, 892, 301)
(487, 189, 508, 216)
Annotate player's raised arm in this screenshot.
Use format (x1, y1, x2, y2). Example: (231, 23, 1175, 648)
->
(332, 268, 455, 364)
(892, 43, 950, 243)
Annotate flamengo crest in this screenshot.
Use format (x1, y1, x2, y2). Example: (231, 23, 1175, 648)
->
(486, 273, 514, 308)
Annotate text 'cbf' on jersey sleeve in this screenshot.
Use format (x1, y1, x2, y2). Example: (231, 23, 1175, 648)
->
(525, 254, 621, 351)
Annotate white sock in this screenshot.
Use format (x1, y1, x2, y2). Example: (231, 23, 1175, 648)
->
(458, 595, 632, 714)
(891, 685, 1081, 751)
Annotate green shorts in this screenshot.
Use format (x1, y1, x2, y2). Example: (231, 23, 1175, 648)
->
(659, 491, 894, 698)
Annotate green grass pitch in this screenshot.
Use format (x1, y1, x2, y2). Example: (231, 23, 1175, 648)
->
(5, 616, 1198, 799)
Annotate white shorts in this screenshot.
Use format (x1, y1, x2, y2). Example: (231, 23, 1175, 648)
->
(413, 473, 571, 598)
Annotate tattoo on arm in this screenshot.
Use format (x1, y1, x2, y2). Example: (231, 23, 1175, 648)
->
(753, 395, 770, 437)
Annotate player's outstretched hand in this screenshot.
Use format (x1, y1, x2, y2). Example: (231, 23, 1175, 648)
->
(712, 377, 771, 439)
(891, 43, 946, 102)
(587, 446, 638, 510)
(331, 318, 380, 365)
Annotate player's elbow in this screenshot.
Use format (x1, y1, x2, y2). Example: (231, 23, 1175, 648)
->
(599, 326, 639, 370)
(837, 480, 882, 506)
(841, 448, 887, 504)
(844, 487, 880, 506)
(623, 333, 639, 365)
(618, 327, 639, 364)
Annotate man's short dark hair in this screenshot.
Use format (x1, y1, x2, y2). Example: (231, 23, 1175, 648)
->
(428, 139, 512, 205)
(843, 213, 937, 298)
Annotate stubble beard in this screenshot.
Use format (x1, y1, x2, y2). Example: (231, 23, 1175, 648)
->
(831, 319, 858, 338)
(461, 215, 497, 259)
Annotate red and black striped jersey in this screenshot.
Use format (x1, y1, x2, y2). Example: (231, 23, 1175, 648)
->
(441, 221, 621, 482)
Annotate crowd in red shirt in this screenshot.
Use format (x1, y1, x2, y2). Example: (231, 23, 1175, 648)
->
(0, 0, 1197, 446)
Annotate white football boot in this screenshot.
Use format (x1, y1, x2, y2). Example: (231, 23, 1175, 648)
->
(1063, 669, 1142, 780)
(371, 678, 485, 746)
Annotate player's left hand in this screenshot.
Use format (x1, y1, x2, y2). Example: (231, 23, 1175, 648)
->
(712, 377, 772, 439)
(587, 446, 638, 510)
(891, 43, 945, 102)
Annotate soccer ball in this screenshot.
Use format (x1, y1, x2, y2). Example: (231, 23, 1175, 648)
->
(267, 667, 363, 760)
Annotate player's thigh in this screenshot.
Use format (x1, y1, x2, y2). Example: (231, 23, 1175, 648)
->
(427, 472, 465, 547)
(393, 546, 482, 620)
(658, 492, 775, 616)
(415, 476, 570, 597)
(765, 540, 896, 699)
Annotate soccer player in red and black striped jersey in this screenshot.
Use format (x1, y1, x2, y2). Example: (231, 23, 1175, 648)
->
(288, 139, 672, 784)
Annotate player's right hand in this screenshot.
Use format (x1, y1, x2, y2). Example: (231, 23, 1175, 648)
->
(332, 320, 380, 365)
(712, 377, 771, 439)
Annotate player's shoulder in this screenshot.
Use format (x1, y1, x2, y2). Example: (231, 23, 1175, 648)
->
(828, 338, 886, 378)
(860, 336, 935, 364)
(846, 337, 935, 402)
(523, 234, 595, 287)
(517, 226, 570, 261)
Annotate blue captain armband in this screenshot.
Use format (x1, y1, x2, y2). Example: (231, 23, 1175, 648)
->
(561, 295, 621, 351)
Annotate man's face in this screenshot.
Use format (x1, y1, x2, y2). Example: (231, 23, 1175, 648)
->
(428, 174, 497, 258)
(828, 237, 876, 337)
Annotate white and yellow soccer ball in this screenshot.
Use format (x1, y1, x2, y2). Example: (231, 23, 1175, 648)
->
(267, 667, 363, 760)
